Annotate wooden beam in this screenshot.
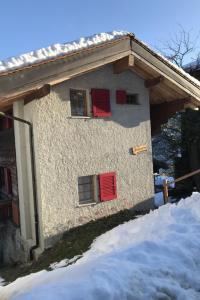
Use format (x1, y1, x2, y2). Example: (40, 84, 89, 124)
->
(113, 55, 134, 74)
(150, 97, 191, 135)
(0, 84, 51, 110)
(145, 76, 164, 88)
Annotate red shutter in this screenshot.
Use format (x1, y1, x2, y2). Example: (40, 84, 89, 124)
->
(99, 172, 117, 201)
(3, 118, 13, 129)
(91, 89, 111, 117)
(12, 201, 20, 226)
(116, 90, 127, 104)
(4, 168, 12, 195)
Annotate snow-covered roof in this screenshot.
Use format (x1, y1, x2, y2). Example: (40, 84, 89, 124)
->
(0, 31, 130, 74)
(135, 38, 200, 88)
(0, 30, 200, 90)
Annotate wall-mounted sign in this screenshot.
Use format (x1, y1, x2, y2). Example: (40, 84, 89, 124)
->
(132, 145, 147, 155)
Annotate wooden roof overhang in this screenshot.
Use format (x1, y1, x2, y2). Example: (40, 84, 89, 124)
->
(0, 34, 200, 132)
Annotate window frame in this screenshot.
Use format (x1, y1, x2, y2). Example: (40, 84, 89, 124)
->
(70, 88, 91, 118)
(126, 93, 140, 105)
(116, 90, 140, 105)
(77, 175, 98, 206)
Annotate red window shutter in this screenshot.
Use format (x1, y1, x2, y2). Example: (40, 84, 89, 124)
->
(91, 89, 111, 117)
(4, 168, 12, 195)
(116, 90, 126, 104)
(12, 201, 20, 226)
(99, 172, 117, 201)
(3, 118, 12, 129)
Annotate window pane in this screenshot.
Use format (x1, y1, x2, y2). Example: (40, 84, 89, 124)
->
(70, 89, 87, 116)
(126, 94, 139, 105)
(78, 175, 94, 204)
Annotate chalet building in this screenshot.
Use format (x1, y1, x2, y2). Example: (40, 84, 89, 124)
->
(0, 31, 200, 265)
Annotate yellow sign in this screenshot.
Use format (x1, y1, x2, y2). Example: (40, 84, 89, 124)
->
(132, 145, 147, 155)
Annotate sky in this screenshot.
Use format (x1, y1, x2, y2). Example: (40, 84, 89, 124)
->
(0, 0, 200, 62)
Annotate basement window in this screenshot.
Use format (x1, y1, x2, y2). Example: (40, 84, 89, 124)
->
(70, 89, 88, 117)
(126, 93, 139, 105)
(78, 175, 95, 204)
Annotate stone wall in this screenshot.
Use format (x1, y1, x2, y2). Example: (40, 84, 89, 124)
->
(0, 222, 28, 265)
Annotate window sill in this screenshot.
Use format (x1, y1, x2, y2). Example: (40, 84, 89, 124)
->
(68, 116, 92, 119)
(76, 201, 97, 208)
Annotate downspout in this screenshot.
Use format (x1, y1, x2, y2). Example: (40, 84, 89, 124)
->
(0, 111, 40, 259)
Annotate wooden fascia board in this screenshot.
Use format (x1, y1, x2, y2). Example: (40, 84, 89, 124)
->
(0, 39, 131, 97)
(0, 36, 131, 78)
(131, 41, 200, 103)
(0, 84, 50, 110)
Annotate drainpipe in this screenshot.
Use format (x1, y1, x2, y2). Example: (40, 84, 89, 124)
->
(0, 111, 40, 259)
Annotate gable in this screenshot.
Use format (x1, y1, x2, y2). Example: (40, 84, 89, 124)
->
(0, 32, 200, 112)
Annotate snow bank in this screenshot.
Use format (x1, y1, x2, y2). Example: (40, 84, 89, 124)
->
(155, 175, 175, 188)
(0, 31, 129, 73)
(0, 277, 5, 287)
(1, 193, 200, 299)
(154, 191, 164, 207)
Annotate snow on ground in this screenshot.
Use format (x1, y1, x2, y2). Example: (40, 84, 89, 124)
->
(154, 191, 164, 207)
(0, 277, 5, 287)
(155, 175, 175, 188)
(1, 193, 200, 299)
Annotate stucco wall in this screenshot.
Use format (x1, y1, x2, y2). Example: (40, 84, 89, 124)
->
(24, 64, 154, 247)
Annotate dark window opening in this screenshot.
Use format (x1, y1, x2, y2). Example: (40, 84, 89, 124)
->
(70, 89, 87, 116)
(126, 94, 139, 105)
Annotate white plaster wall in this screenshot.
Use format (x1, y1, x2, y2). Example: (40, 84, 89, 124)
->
(24, 64, 154, 246)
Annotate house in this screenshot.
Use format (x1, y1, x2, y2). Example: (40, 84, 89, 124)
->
(0, 31, 200, 265)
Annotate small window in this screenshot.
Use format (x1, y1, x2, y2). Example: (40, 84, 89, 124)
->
(78, 175, 95, 204)
(70, 89, 87, 116)
(126, 94, 139, 105)
(116, 90, 139, 105)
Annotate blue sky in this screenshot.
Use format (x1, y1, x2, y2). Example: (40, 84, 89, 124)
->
(0, 0, 200, 61)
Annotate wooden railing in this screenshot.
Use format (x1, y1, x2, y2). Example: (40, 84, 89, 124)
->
(163, 168, 200, 203)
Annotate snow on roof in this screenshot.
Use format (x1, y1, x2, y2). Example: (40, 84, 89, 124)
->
(0, 30, 200, 90)
(136, 38, 200, 88)
(0, 31, 130, 74)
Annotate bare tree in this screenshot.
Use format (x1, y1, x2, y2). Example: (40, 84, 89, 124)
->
(153, 26, 200, 175)
(157, 25, 200, 67)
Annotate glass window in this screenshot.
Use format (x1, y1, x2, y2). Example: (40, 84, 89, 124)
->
(78, 175, 94, 204)
(70, 89, 87, 116)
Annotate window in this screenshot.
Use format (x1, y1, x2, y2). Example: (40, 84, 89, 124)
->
(70, 89, 87, 116)
(126, 94, 139, 105)
(77, 172, 117, 205)
(78, 175, 95, 204)
(116, 90, 139, 105)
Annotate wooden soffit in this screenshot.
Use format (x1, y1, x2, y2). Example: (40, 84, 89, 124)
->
(0, 84, 50, 111)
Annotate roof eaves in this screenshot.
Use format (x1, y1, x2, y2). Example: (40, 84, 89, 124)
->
(0, 33, 133, 78)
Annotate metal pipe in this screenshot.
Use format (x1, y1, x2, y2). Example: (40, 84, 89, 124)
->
(0, 111, 40, 259)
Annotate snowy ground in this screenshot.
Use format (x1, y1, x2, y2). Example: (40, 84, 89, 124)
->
(1, 193, 200, 299)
